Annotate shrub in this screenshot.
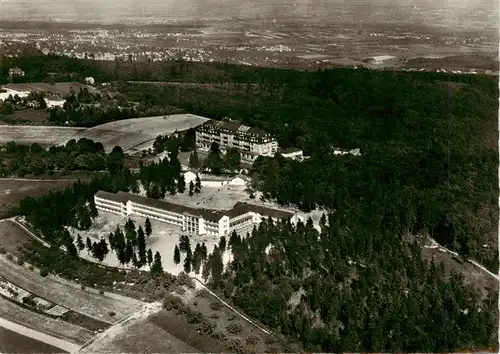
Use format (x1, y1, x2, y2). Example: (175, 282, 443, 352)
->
(108, 311, 116, 317)
(228, 313, 237, 321)
(210, 301, 222, 311)
(0, 247, 6, 254)
(40, 269, 49, 277)
(264, 336, 275, 345)
(163, 294, 184, 311)
(6, 253, 13, 260)
(193, 300, 198, 306)
(197, 320, 216, 335)
(196, 289, 210, 298)
(81, 285, 86, 290)
(225, 338, 245, 353)
(211, 331, 227, 341)
(246, 335, 259, 345)
(209, 313, 219, 319)
(17, 258, 24, 266)
(185, 308, 204, 324)
(99, 290, 105, 295)
(28, 265, 34, 271)
(177, 272, 195, 288)
(226, 323, 243, 335)
(226, 323, 243, 334)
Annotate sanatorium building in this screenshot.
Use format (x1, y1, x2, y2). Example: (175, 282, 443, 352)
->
(94, 190, 302, 238)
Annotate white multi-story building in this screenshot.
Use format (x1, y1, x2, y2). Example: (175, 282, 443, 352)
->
(195, 119, 278, 163)
(94, 190, 301, 238)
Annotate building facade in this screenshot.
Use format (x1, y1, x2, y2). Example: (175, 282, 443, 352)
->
(195, 119, 278, 163)
(94, 191, 301, 238)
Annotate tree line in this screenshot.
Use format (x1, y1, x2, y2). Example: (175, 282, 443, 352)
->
(0, 139, 125, 177)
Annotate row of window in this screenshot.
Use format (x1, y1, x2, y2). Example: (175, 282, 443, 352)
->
(95, 197, 123, 206)
(230, 215, 254, 228)
(96, 205, 124, 215)
(130, 202, 181, 218)
(96, 201, 123, 211)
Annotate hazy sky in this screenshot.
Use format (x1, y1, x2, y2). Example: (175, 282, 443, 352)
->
(1, 0, 498, 28)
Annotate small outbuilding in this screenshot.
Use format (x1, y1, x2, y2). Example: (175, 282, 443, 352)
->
(281, 147, 303, 161)
(85, 77, 95, 85)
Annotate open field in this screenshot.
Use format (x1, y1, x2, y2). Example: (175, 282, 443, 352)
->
(1, 82, 100, 96)
(0, 108, 50, 125)
(422, 243, 498, 298)
(0, 325, 67, 353)
(0, 291, 93, 345)
(0, 124, 85, 147)
(0, 113, 210, 152)
(0, 253, 145, 324)
(80, 301, 199, 353)
(0, 179, 76, 218)
(68, 113, 210, 152)
(0, 219, 34, 257)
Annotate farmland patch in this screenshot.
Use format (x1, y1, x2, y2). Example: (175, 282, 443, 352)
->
(0, 180, 75, 218)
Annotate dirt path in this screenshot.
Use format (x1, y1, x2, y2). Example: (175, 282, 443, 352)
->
(424, 237, 499, 282)
(0, 317, 80, 353)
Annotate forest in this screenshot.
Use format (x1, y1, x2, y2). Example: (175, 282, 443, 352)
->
(0, 138, 125, 176)
(5, 54, 499, 352)
(117, 65, 499, 273)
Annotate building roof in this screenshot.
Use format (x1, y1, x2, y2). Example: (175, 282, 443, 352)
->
(226, 202, 294, 220)
(95, 190, 126, 204)
(233, 174, 250, 181)
(95, 191, 295, 223)
(117, 191, 225, 222)
(281, 147, 303, 154)
(200, 119, 269, 138)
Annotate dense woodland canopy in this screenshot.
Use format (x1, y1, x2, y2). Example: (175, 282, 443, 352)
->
(0, 138, 125, 176)
(200, 219, 498, 352)
(5, 54, 499, 352)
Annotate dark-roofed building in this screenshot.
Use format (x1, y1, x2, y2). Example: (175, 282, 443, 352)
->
(195, 118, 278, 163)
(94, 190, 302, 239)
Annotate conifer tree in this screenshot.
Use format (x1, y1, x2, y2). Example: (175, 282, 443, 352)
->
(201, 242, 208, 261)
(147, 248, 153, 265)
(66, 237, 78, 257)
(125, 241, 133, 264)
(184, 247, 192, 273)
(86, 236, 92, 254)
(189, 181, 194, 196)
(108, 232, 114, 250)
(189, 150, 200, 169)
(194, 175, 201, 194)
(145, 217, 152, 238)
(137, 225, 147, 266)
(177, 175, 186, 193)
(76, 234, 85, 251)
(201, 260, 211, 282)
(117, 245, 126, 265)
(132, 251, 139, 268)
(219, 236, 226, 254)
(192, 243, 203, 275)
(151, 251, 164, 275)
(174, 244, 181, 265)
(100, 238, 109, 258)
